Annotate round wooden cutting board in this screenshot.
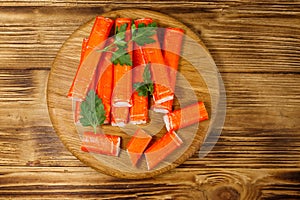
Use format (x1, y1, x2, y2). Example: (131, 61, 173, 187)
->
(47, 9, 218, 179)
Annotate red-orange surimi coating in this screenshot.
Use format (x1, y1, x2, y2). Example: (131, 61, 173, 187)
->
(130, 92, 148, 124)
(68, 16, 114, 100)
(126, 128, 152, 167)
(153, 27, 184, 113)
(134, 18, 153, 26)
(81, 132, 121, 156)
(74, 38, 89, 123)
(163, 102, 209, 131)
(163, 27, 184, 90)
(111, 18, 132, 107)
(129, 18, 153, 124)
(134, 20, 173, 104)
(96, 38, 114, 124)
(111, 106, 129, 127)
(144, 130, 182, 170)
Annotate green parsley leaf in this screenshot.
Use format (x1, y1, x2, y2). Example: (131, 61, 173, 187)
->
(115, 31, 127, 47)
(79, 90, 106, 133)
(111, 47, 132, 66)
(131, 23, 136, 34)
(133, 64, 154, 97)
(118, 23, 127, 33)
(148, 22, 157, 27)
(143, 64, 152, 84)
(100, 21, 157, 66)
(132, 25, 157, 46)
(138, 23, 146, 28)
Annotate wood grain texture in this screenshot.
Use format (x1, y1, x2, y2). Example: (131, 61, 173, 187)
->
(0, 0, 299, 199)
(0, 167, 299, 199)
(0, 5, 299, 72)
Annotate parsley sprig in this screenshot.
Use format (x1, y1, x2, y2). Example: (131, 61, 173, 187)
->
(133, 64, 154, 97)
(80, 90, 106, 133)
(98, 22, 157, 66)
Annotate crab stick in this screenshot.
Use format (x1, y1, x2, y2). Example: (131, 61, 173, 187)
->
(126, 128, 152, 167)
(129, 18, 153, 124)
(81, 132, 121, 156)
(111, 106, 129, 127)
(111, 18, 132, 107)
(144, 130, 183, 170)
(134, 20, 173, 105)
(96, 38, 114, 124)
(74, 38, 89, 123)
(163, 102, 208, 131)
(68, 16, 114, 100)
(153, 28, 184, 113)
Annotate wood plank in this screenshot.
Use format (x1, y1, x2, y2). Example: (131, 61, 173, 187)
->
(0, 1, 299, 197)
(0, 70, 299, 169)
(0, 6, 299, 72)
(0, 167, 299, 199)
(0, 0, 300, 9)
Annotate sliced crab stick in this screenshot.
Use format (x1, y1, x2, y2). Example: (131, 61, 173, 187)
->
(111, 106, 129, 127)
(81, 132, 121, 156)
(96, 38, 114, 124)
(152, 100, 173, 114)
(134, 20, 173, 104)
(153, 28, 184, 113)
(144, 130, 183, 170)
(126, 128, 152, 167)
(129, 18, 153, 124)
(111, 18, 132, 107)
(163, 102, 209, 131)
(68, 16, 114, 100)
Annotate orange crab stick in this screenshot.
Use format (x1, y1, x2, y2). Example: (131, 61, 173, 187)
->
(153, 28, 184, 113)
(74, 38, 89, 123)
(144, 130, 182, 170)
(129, 18, 153, 124)
(111, 106, 129, 127)
(134, 20, 173, 105)
(111, 18, 133, 107)
(68, 16, 114, 100)
(96, 38, 114, 124)
(163, 102, 209, 131)
(126, 128, 152, 167)
(81, 132, 121, 156)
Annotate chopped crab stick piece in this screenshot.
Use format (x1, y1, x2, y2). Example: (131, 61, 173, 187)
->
(68, 16, 114, 100)
(126, 128, 152, 167)
(163, 102, 208, 131)
(111, 106, 129, 127)
(129, 91, 148, 124)
(81, 132, 121, 156)
(129, 18, 153, 124)
(152, 100, 173, 114)
(96, 38, 114, 124)
(153, 28, 184, 113)
(74, 38, 89, 123)
(134, 20, 173, 104)
(144, 130, 183, 170)
(112, 18, 133, 107)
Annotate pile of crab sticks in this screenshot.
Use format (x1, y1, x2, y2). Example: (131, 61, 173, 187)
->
(67, 16, 209, 170)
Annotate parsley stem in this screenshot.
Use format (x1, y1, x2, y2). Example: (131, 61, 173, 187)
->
(93, 125, 97, 134)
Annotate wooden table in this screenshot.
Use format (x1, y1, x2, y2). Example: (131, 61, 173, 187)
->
(0, 1, 299, 199)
